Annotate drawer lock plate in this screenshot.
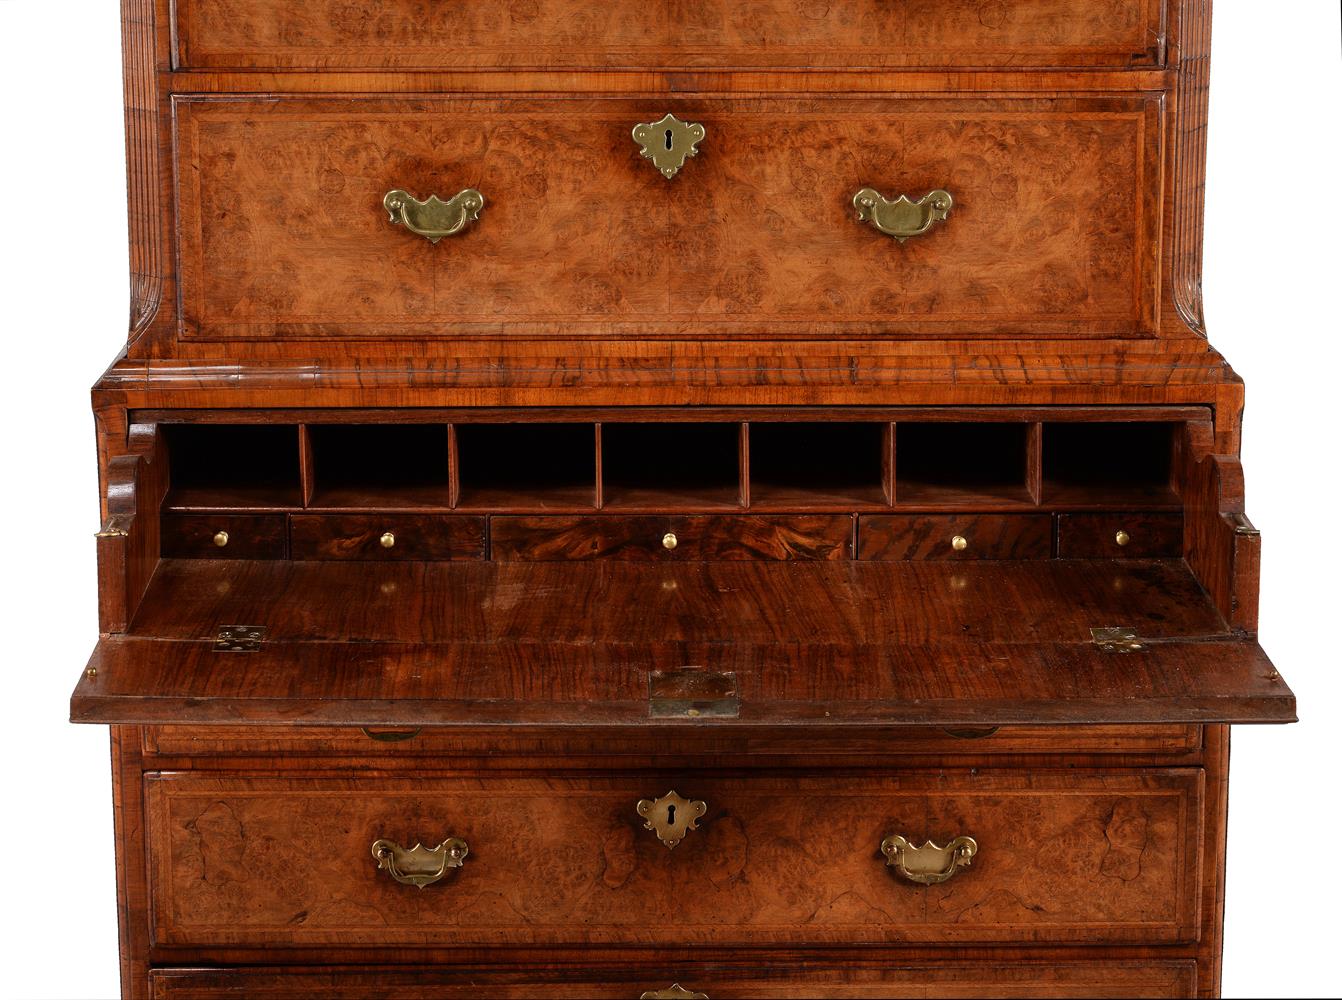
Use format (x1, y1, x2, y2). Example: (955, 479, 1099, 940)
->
(649, 669, 739, 719)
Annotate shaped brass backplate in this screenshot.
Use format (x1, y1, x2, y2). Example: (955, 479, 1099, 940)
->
(636, 790, 708, 849)
(632, 113, 706, 179)
(641, 986, 710, 1000)
(384, 188, 484, 243)
(853, 188, 953, 242)
(881, 834, 978, 885)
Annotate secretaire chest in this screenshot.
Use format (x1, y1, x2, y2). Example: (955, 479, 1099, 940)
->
(73, 2, 1293, 998)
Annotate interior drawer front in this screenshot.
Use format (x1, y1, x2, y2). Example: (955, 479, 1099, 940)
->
(160, 514, 286, 560)
(491, 515, 852, 561)
(140, 723, 1202, 760)
(149, 960, 1198, 999)
(290, 514, 486, 561)
(858, 514, 1052, 560)
(145, 770, 1202, 949)
(174, 95, 1161, 342)
(171, 0, 1167, 71)
(1058, 513, 1184, 558)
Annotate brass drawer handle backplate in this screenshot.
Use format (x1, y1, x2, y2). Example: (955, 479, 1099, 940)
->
(384, 188, 484, 243)
(853, 188, 953, 242)
(632, 113, 706, 179)
(371, 837, 469, 889)
(636, 790, 707, 849)
(881, 834, 977, 885)
(641, 986, 709, 999)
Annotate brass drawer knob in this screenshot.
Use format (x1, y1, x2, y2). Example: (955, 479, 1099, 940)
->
(384, 188, 484, 244)
(636, 790, 707, 850)
(1115, 529, 1131, 546)
(951, 534, 968, 552)
(662, 532, 679, 551)
(632, 113, 705, 179)
(371, 837, 468, 889)
(881, 834, 977, 885)
(212, 530, 229, 548)
(853, 188, 953, 242)
(380, 531, 396, 549)
(641, 987, 709, 1000)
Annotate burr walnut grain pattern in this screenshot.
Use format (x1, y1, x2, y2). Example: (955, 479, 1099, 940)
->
(144, 770, 1200, 948)
(172, 0, 1167, 71)
(174, 95, 1159, 341)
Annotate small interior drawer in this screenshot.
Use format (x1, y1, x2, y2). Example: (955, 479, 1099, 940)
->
(490, 515, 853, 561)
(1058, 513, 1184, 558)
(160, 514, 286, 560)
(290, 514, 486, 561)
(858, 514, 1052, 560)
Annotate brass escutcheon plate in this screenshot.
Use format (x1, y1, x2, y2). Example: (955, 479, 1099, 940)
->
(632, 113, 706, 179)
(636, 790, 707, 849)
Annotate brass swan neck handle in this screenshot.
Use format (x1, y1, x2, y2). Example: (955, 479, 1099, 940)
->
(371, 837, 469, 888)
(384, 188, 484, 243)
(881, 834, 977, 885)
(853, 188, 953, 242)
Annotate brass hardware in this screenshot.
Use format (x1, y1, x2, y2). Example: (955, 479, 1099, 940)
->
(360, 727, 422, 742)
(636, 790, 707, 850)
(641, 987, 709, 1000)
(1091, 626, 1144, 653)
(384, 189, 484, 244)
(649, 669, 740, 719)
(213, 530, 230, 548)
(951, 534, 968, 551)
(853, 188, 953, 242)
(1232, 512, 1261, 536)
(632, 113, 706, 179)
(371, 837, 469, 889)
(379, 531, 396, 549)
(662, 532, 678, 551)
(881, 834, 978, 885)
(942, 726, 999, 740)
(95, 515, 131, 538)
(214, 625, 265, 652)
(1115, 529, 1131, 547)
(86, 667, 98, 679)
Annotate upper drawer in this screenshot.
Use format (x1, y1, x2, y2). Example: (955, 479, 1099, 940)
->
(144, 769, 1202, 950)
(172, 0, 1168, 71)
(173, 95, 1163, 343)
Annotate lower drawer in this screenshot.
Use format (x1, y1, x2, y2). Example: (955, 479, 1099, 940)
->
(148, 961, 1199, 998)
(145, 770, 1202, 950)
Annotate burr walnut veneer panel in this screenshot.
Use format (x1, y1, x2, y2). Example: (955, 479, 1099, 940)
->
(174, 96, 1162, 341)
(144, 770, 1201, 948)
(172, 0, 1168, 70)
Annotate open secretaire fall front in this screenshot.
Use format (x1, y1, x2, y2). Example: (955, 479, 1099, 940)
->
(76, 2, 1295, 997)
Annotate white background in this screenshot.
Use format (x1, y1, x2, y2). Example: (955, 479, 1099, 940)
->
(0, 2, 1338, 996)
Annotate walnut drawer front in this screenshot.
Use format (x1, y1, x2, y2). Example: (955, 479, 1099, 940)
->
(148, 960, 1198, 999)
(141, 723, 1202, 760)
(160, 514, 286, 560)
(290, 514, 486, 561)
(174, 95, 1161, 343)
(491, 515, 853, 561)
(144, 770, 1202, 949)
(1057, 513, 1184, 558)
(171, 0, 1167, 71)
(858, 514, 1052, 560)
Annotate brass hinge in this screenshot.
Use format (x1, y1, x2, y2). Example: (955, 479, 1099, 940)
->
(95, 514, 131, 538)
(215, 625, 266, 652)
(1091, 627, 1145, 653)
(649, 668, 739, 719)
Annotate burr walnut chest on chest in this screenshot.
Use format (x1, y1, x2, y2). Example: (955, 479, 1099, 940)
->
(72, 2, 1296, 997)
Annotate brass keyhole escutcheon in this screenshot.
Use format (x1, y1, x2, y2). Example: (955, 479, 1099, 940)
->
(636, 790, 707, 849)
(632, 113, 706, 179)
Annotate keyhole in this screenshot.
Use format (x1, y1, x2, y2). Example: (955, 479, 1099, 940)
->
(666, 803, 676, 825)
(664, 129, 674, 151)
